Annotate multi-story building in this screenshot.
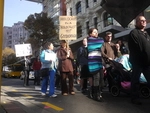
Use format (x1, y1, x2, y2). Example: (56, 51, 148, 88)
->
(65, 0, 150, 54)
(3, 21, 30, 50)
(3, 26, 12, 49)
(27, 0, 150, 55)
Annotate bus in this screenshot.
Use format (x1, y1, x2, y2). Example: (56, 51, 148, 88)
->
(3, 64, 24, 78)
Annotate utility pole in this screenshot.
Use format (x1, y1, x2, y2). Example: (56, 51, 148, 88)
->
(0, 0, 4, 104)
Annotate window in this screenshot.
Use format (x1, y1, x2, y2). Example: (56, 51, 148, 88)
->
(86, 21, 89, 34)
(77, 26, 82, 38)
(76, 1, 81, 14)
(103, 12, 113, 27)
(94, 17, 97, 29)
(86, 0, 89, 8)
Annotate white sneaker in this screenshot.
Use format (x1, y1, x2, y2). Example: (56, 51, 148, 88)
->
(50, 94, 57, 98)
(41, 92, 46, 96)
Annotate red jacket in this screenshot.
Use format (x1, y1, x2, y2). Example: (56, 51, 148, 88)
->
(32, 60, 42, 70)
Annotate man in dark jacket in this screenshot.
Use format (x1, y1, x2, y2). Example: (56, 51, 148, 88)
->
(128, 16, 150, 105)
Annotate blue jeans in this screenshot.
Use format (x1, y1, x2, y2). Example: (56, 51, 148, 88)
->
(41, 69, 56, 96)
(49, 69, 56, 96)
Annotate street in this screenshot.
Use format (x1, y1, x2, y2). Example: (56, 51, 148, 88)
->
(1, 78, 150, 113)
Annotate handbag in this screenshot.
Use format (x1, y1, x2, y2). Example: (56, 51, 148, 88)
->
(40, 68, 49, 77)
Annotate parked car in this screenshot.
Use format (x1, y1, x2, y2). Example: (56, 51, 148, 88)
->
(20, 70, 35, 80)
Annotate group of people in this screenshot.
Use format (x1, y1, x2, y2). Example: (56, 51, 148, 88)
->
(28, 15, 150, 104)
(77, 15, 150, 104)
(77, 29, 121, 100)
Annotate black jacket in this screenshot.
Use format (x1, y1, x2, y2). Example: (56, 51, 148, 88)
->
(128, 28, 150, 66)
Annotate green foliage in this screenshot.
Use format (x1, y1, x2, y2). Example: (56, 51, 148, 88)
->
(24, 12, 58, 46)
(2, 47, 19, 65)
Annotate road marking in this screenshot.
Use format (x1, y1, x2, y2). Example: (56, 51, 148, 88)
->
(42, 102, 64, 111)
(22, 94, 33, 98)
(12, 90, 17, 92)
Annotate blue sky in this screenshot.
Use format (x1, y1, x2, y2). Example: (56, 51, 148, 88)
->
(4, 0, 42, 26)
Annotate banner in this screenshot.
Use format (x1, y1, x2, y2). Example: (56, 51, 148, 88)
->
(59, 16, 77, 40)
(15, 44, 32, 57)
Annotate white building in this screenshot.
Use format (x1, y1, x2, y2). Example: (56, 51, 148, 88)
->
(3, 26, 12, 49)
(3, 21, 30, 50)
(65, 1, 150, 53)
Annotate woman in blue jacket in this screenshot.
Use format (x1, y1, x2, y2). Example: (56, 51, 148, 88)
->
(40, 42, 58, 98)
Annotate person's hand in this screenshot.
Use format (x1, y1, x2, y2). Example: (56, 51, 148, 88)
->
(67, 50, 70, 58)
(67, 54, 70, 58)
(108, 57, 113, 60)
(116, 44, 120, 52)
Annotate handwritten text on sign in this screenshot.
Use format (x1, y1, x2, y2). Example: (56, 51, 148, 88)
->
(59, 16, 77, 40)
(15, 44, 32, 57)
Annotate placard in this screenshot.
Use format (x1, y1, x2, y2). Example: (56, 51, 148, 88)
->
(59, 16, 77, 40)
(15, 44, 32, 57)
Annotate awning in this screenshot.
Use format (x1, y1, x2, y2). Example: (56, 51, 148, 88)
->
(99, 25, 125, 38)
(100, 0, 150, 27)
(114, 23, 150, 40)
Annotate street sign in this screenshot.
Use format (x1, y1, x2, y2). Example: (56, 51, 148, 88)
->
(15, 44, 32, 57)
(59, 16, 77, 40)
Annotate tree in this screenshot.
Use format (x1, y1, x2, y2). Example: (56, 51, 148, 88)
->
(2, 47, 19, 65)
(24, 12, 58, 48)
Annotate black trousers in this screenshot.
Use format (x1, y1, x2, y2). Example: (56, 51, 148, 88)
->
(24, 70, 29, 86)
(131, 64, 150, 99)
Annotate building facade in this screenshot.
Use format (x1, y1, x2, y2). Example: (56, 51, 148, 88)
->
(3, 21, 30, 50)
(27, 0, 150, 56)
(65, 0, 150, 53)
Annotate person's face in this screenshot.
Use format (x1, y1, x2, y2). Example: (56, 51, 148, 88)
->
(118, 40, 122, 46)
(90, 29, 98, 38)
(136, 16, 147, 29)
(105, 34, 112, 42)
(48, 43, 54, 50)
(60, 41, 66, 48)
(83, 38, 87, 46)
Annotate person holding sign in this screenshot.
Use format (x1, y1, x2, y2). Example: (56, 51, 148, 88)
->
(57, 40, 75, 96)
(40, 42, 58, 98)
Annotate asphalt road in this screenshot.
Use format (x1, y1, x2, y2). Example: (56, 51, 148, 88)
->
(1, 78, 150, 113)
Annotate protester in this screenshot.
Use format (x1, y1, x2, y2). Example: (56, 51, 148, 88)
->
(116, 39, 126, 54)
(40, 42, 58, 98)
(115, 47, 132, 71)
(87, 28, 104, 100)
(101, 31, 121, 62)
(57, 40, 75, 96)
(101, 31, 122, 91)
(77, 37, 92, 93)
(23, 56, 32, 86)
(128, 15, 150, 105)
(32, 56, 42, 85)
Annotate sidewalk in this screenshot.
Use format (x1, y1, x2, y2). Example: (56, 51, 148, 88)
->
(1, 91, 27, 113)
(0, 105, 6, 113)
(0, 82, 81, 113)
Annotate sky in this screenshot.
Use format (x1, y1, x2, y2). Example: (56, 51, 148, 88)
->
(4, 0, 42, 26)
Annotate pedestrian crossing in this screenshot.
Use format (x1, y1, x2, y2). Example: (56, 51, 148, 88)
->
(34, 86, 62, 94)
